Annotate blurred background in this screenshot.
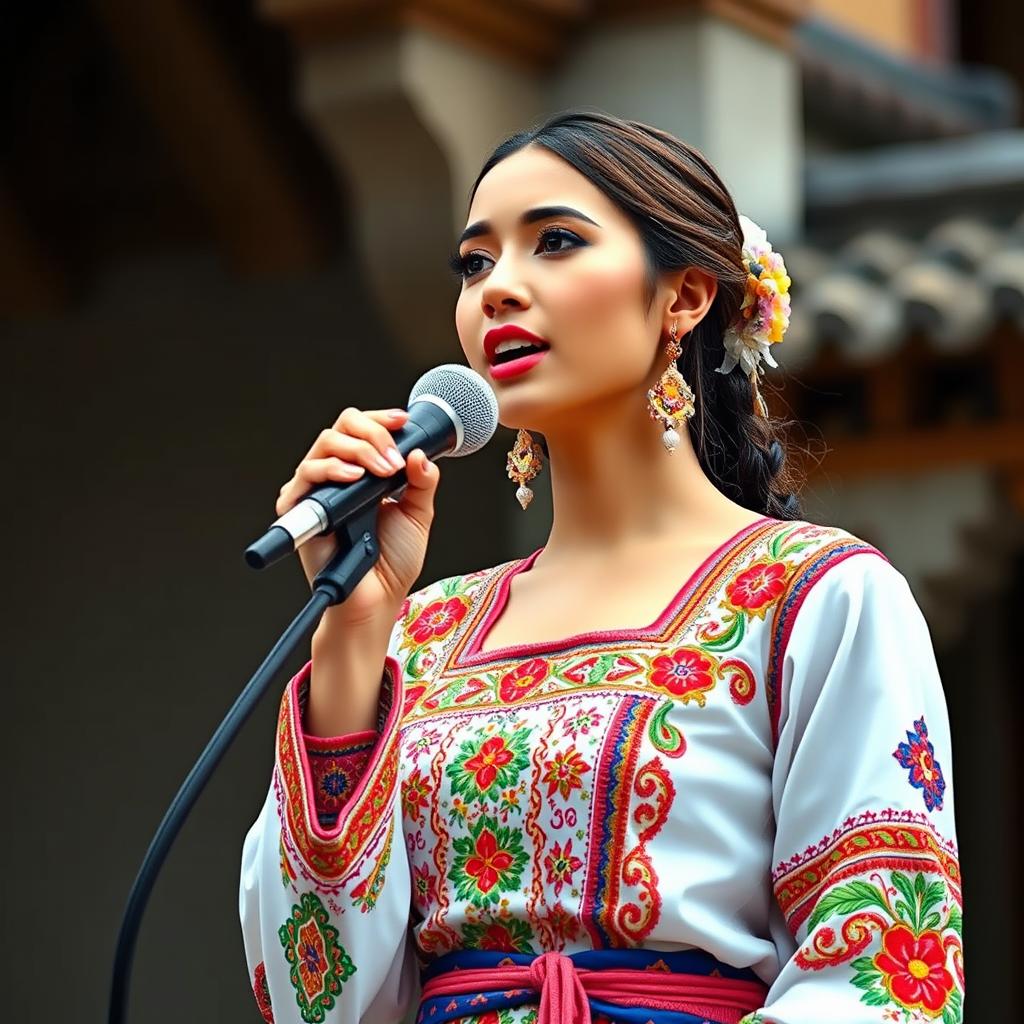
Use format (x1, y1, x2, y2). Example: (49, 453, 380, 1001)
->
(2, 0, 1019, 1020)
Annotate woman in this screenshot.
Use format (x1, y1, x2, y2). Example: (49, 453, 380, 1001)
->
(240, 110, 963, 1024)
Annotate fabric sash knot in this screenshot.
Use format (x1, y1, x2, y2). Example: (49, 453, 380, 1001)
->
(418, 948, 768, 1024)
(529, 951, 592, 1024)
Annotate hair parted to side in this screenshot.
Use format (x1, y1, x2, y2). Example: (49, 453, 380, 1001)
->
(469, 108, 804, 520)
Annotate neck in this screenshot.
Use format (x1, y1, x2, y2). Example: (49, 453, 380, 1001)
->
(534, 395, 756, 569)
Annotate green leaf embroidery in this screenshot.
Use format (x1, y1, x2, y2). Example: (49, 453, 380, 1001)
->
(860, 987, 891, 1007)
(807, 880, 889, 931)
(942, 986, 963, 1024)
(922, 880, 947, 915)
(946, 905, 963, 937)
(890, 872, 919, 928)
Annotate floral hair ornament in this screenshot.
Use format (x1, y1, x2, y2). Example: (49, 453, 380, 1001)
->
(716, 214, 791, 418)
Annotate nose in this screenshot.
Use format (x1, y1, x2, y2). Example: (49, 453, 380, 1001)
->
(480, 254, 530, 318)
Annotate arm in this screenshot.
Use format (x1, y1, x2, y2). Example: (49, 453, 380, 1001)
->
(239, 607, 420, 1024)
(745, 553, 963, 1024)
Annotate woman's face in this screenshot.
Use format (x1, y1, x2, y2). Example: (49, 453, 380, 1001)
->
(453, 144, 676, 434)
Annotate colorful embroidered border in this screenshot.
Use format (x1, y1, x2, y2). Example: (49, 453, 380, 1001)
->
(581, 694, 653, 949)
(275, 657, 401, 884)
(766, 538, 885, 744)
(773, 816, 962, 937)
(450, 517, 780, 671)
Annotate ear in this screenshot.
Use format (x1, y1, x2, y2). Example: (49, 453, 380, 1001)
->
(664, 267, 717, 337)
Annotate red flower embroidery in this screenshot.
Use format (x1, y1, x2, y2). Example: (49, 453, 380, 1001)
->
(465, 827, 516, 894)
(412, 862, 436, 910)
(407, 597, 468, 644)
(873, 925, 954, 1016)
(542, 746, 591, 800)
(648, 647, 716, 706)
(463, 736, 515, 792)
(544, 902, 581, 943)
(497, 658, 549, 703)
(401, 768, 431, 823)
(725, 560, 788, 617)
(544, 839, 584, 896)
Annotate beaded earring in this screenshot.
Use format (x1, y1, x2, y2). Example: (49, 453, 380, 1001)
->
(506, 427, 544, 510)
(646, 321, 695, 453)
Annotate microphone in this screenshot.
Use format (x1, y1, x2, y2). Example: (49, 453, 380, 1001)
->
(244, 364, 499, 570)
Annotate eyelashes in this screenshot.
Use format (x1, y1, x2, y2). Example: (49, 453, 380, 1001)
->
(447, 226, 586, 282)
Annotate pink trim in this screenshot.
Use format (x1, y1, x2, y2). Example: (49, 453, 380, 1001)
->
(291, 654, 402, 842)
(420, 952, 767, 1024)
(305, 728, 377, 751)
(769, 547, 886, 745)
(461, 516, 777, 664)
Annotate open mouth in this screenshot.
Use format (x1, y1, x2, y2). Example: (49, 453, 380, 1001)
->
(490, 341, 551, 366)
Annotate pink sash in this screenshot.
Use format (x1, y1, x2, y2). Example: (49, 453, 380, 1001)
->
(420, 950, 768, 1024)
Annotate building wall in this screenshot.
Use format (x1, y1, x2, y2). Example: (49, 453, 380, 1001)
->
(1, 246, 512, 1021)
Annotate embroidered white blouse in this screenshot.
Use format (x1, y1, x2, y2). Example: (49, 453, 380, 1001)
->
(240, 516, 964, 1024)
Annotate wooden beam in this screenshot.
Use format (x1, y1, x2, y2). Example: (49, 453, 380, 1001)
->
(262, 0, 805, 69)
(92, 0, 324, 274)
(800, 421, 1024, 480)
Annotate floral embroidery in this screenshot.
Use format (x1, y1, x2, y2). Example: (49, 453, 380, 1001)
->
(401, 767, 432, 825)
(793, 857, 963, 1021)
(893, 717, 946, 812)
(647, 647, 717, 706)
(873, 924, 955, 1017)
(450, 815, 530, 904)
(412, 861, 437, 911)
(253, 961, 274, 1023)
(462, 913, 536, 953)
(497, 658, 550, 703)
(277, 892, 356, 1023)
(541, 745, 591, 800)
(542, 902, 582, 947)
(405, 596, 469, 645)
(563, 705, 604, 738)
(544, 839, 584, 896)
(446, 727, 532, 801)
(277, 667, 400, 887)
(724, 560, 790, 619)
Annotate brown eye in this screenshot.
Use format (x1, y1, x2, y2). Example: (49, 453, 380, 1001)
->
(536, 227, 584, 254)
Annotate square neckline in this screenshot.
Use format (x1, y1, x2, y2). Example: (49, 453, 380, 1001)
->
(456, 514, 778, 665)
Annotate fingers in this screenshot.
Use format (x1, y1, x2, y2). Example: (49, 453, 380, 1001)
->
(279, 408, 410, 516)
(393, 448, 440, 530)
(325, 407, 408, 469)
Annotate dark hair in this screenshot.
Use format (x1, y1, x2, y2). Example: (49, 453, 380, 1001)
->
(468, 109, 803, 520)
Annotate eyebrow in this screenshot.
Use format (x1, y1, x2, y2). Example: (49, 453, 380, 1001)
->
(457, 205, 601, 246)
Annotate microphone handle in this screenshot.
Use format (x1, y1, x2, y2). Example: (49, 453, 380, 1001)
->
(244, 401, 455, 570)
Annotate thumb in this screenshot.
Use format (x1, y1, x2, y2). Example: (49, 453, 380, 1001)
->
(396, 448, 440, 530)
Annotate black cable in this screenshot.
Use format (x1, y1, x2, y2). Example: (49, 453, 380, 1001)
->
(107, 587, 332, 1024)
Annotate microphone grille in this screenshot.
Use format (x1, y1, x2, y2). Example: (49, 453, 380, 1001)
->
(407, 364, 499, 457)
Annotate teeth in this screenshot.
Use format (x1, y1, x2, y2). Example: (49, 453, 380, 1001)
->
(494, 339, 539, 356)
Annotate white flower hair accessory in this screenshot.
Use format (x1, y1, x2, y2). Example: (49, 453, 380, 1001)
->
(716, 215, 791, 413)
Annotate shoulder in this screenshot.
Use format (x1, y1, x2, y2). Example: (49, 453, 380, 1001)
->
(759, 517, 897, 612)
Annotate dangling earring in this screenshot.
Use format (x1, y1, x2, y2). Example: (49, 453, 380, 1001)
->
(646, 321, 695, 453)
(506, 428, 544, 510)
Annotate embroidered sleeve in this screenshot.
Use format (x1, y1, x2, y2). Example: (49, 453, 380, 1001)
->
(238, 588, 434, 1024)
(742, 552, 964, 1024)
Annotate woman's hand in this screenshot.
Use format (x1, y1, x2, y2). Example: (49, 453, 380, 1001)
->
(276, 406, 441, 638)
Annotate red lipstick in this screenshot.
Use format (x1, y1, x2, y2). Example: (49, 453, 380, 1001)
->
(483, 324, 550, 381)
